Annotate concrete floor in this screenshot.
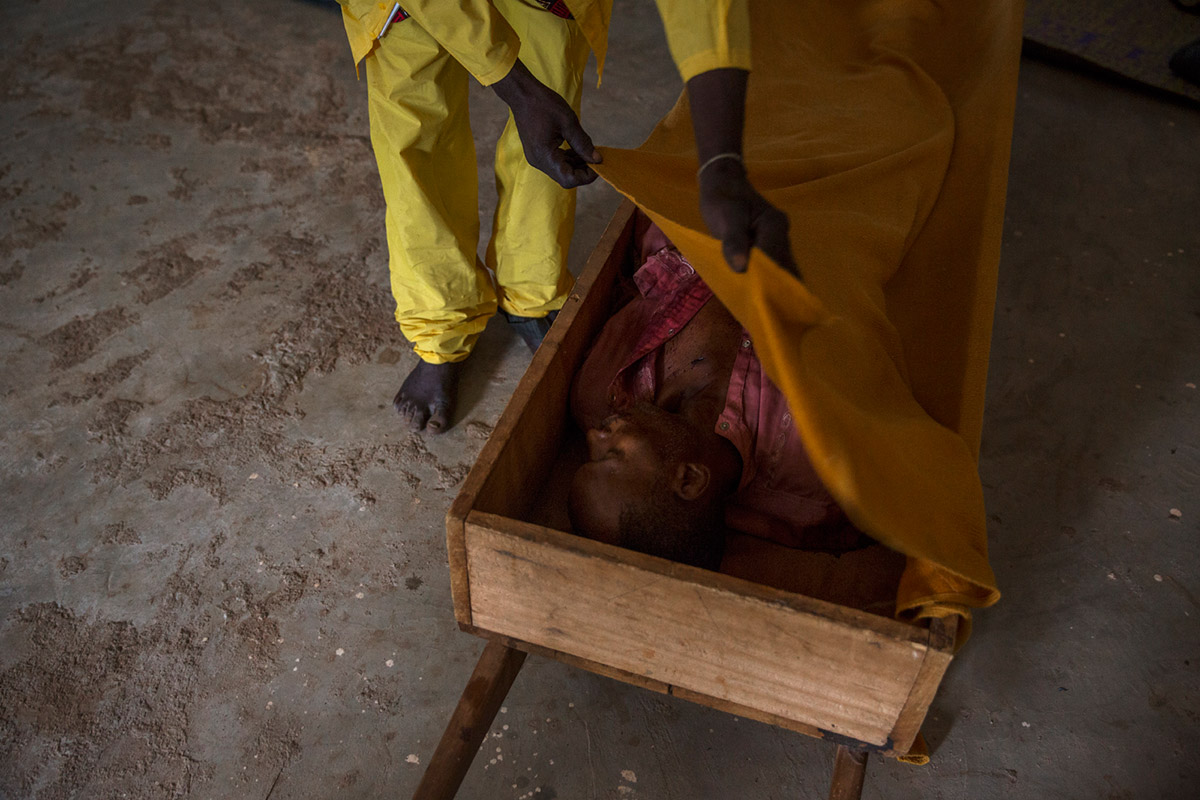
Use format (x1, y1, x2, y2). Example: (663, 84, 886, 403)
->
(1, 1, 1197, 798)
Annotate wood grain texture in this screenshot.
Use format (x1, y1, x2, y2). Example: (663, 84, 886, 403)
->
(465, 513, 931, 747)
(887, 615, 958, 752)
(828, 745, 869, 800)
(445, 200, 636, 627)
(462, 626, 846, 744)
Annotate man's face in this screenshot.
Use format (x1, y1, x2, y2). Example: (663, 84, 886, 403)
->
(567, 404, 691, 544)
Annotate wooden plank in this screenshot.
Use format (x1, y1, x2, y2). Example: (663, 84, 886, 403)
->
(445, 200, 636, 627)
(463, 626, 841, 743)
(886, 615, 958, 753)
(469, 511, 926, 640)
(828, 746, 869, 800)
(411, 641, 526, 800)
(465, 626, 917, 756)
(464, 513, 931, 746)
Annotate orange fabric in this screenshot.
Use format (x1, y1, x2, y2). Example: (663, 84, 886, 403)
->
(594, 0, 1024, 639)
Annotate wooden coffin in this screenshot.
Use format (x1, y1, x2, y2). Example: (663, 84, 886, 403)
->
(445, 200, 955, 757)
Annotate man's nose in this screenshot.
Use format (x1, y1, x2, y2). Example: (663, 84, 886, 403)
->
(585, 426, 607, 451)
(598, 413, 628, 435)
(586, 415, 626, 451)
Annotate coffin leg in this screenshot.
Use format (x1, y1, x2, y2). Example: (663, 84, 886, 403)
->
(412, 641, 527, 800)
(827, 744, 869, 800)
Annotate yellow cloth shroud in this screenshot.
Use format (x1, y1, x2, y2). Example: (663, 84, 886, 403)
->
(594, 0, 1024, 644)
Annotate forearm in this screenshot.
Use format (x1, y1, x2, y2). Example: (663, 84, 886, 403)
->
(686, 69, 797, 275)
(490, 59, 538, 108)
(686, 67, 749, 163)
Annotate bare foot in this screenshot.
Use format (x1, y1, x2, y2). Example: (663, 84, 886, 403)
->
(393, 359, 464, 433)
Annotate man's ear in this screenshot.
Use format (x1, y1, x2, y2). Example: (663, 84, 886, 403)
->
(673, 461, 711, 501)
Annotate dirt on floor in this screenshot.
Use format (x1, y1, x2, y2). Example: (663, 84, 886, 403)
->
(0, 1, 505, 797)
(3, 1, 1199, 799)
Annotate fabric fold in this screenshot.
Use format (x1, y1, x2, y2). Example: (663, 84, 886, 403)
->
(593, 0, 1024, 639)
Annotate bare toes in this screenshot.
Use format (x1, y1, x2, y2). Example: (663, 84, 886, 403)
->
(393, 358, 463, 434)
(426, 402, 451, 434)
(393, 394, 428, 431)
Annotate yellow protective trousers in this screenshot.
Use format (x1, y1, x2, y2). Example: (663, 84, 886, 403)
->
(364, 0, 589, 364)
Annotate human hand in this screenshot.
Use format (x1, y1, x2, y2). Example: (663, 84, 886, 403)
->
(698, 157, 799, 276)
(491, 59, 601, 188)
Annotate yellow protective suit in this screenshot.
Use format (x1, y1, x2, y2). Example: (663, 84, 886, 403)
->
(594, 0, 1023, 647)
(339, 1, 751, 84)
(339, 0, 584, 362)
(338, 0, 751, 362)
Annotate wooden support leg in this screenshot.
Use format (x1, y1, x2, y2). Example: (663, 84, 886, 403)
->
(412, 642, 527, 800)
(827, 745, 868, 800)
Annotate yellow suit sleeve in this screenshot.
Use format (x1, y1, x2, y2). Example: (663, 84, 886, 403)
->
(338, 0, 520, 86)
(652, 0, 752, 81)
